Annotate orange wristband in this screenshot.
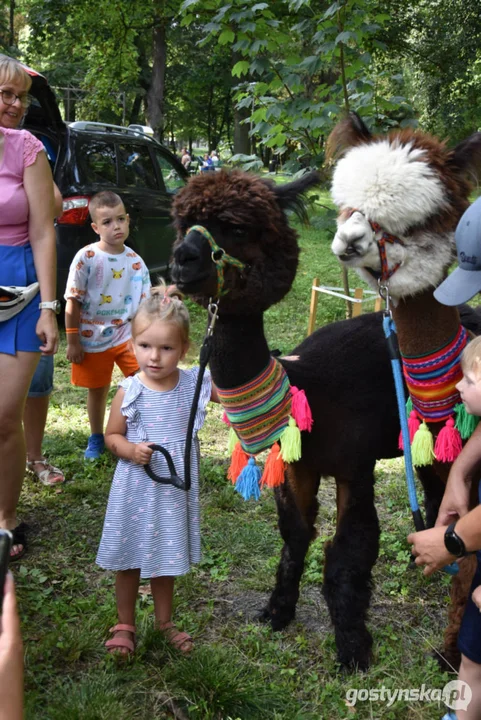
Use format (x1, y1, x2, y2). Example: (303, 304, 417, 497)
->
(65, 328, 79, 335)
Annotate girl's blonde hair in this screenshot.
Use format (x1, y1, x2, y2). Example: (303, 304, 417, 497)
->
(131, 282, 190, 344)
(461, 336, 481, 380)
(0, 54, 32, 91)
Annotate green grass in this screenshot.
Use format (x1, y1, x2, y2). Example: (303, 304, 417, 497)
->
(17, 201, 463, 718)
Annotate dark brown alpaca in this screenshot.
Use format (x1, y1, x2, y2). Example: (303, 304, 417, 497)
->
(170, 162, 480, 671)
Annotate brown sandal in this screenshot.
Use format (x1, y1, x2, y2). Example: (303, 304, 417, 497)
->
(105, 623, 136, 657)
(158, 621, 194, 654)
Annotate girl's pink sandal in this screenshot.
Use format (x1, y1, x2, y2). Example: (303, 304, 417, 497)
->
(105, 623, 136, 657)
(158, 621, 194, 654)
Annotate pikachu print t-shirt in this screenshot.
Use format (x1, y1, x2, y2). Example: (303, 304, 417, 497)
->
(64, 243, 151, 352)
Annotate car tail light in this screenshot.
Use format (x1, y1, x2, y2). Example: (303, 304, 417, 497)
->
(57, 196, 91, 225)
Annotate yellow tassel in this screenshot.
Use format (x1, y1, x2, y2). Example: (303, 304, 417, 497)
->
(279, 416, 301, 462)
(411, 421, 435, 466)
(227, 426, 238, 454)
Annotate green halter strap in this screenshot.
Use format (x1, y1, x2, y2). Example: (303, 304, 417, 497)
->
(187, 225, 247, 298)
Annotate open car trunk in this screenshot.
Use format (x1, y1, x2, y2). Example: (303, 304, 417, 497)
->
(22, 65, 66, 168)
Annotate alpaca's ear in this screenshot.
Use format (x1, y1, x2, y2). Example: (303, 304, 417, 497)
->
(326, 111, 372, 163)
(448, 132, 481, 181)
(271, 171, 321, 221)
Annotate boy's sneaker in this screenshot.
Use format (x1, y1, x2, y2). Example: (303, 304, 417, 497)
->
(84, 433, 105, 460)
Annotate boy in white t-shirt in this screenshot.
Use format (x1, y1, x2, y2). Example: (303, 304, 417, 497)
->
(65, 191, 151, 459)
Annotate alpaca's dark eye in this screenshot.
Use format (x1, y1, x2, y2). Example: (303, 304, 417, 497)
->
(232, 226, 246, 241)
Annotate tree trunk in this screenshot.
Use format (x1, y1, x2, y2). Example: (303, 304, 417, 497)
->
(206, 84, 213, 151)
(232, 52, 250, 154)
(129, 94, 143, 125)
(146, 14, 167, 139)
(9, 0, 15, 46)
(233, 106, 250, 155)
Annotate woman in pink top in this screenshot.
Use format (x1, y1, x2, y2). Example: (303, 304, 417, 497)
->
(0, 55, 64, 491)
(0, 55, 58, 559)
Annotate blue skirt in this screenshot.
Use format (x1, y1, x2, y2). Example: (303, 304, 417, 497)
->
(0, 244, 41, 355)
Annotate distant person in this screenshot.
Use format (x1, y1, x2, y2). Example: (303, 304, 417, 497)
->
(0, 55, 59, 560)
(268, 156, 279, 174)
(210, 150, 220, 169)
(97, 283, 217, 657)
(180, 147, 191, 171)
(64, 191, 150, 460)
(201, 153, 213, 173)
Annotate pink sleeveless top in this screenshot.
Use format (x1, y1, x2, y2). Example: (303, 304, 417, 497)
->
(0, 127, 45, 246)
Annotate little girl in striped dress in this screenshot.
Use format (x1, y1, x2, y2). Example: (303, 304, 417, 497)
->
(96, 284, 216, 657)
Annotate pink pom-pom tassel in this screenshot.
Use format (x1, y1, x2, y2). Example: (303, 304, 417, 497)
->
(399, 410, 420, 450)
(221, 410, 230, 426)
(290, 386, 313, 432)
(408, 411, 420, 443)
(434, 417, 463, 463)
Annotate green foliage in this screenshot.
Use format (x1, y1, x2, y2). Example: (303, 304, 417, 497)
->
(5, 0, 480, 164)
(180, 0, 416, 168)
(163, 645, 295, 719)
(229, 152, 264, 171)
(13, 0, 234, 147)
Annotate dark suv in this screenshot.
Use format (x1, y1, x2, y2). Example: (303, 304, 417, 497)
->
(23, 67, 188, 296)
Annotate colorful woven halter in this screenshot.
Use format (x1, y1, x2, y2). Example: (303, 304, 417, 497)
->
(217, 356, 313, 500)
(187, 225, 247, 298)
(347, 209, 405, 281)
(402, 325, 468, 422)
(218, 358, 292, 454)
(370, 220, 404, 281)
(398, 325, 476, 465)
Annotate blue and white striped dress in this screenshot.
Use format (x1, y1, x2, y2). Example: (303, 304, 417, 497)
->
(96, 368, 211, 578)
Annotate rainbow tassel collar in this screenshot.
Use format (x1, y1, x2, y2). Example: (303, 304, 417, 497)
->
(399, 326, 479, 464)
(217, 357, 313, 500)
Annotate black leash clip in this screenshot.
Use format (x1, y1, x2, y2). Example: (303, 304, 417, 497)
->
(142, 300, 218, 492)
(143, 444, 186, 491)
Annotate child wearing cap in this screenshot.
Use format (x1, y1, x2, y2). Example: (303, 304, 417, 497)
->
(434, 196, 481, 306)
(409, 336, 481, 720)
(410, 199, 481, 720)
(65, 190, 151, 459)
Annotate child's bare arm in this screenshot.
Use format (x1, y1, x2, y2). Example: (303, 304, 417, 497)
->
(436, 423, 481, 526)
(472, 585, 481, 610)
(65, 297, 84, 364)
(105, 389, 154, 465)
(211, 382, 220, 403)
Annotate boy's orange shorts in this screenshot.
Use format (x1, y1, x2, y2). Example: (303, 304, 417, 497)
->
(71, 340, 139, 389)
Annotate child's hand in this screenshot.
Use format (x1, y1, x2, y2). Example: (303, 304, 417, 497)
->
(472, 585, 481, 611)
(66, 337, 84, 364)
(131, 443, 154, 465)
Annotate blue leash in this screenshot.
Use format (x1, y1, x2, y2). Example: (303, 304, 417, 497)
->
(382, 313, 459, 575)
(383, 314, 425, 531)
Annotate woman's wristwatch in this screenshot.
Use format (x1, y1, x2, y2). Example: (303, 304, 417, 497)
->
(444, 522, 468, 557)
(39, 300, 61, 314)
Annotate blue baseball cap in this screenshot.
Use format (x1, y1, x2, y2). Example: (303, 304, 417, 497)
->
(434, 197, 481, 306)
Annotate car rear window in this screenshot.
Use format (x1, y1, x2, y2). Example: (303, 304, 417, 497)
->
(154, 151, 185, 192)
(118, 144, 159, 191)
(78, 140, 117, 185)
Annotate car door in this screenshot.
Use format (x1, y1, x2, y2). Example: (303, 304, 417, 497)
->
(117, 142, 173, 274)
